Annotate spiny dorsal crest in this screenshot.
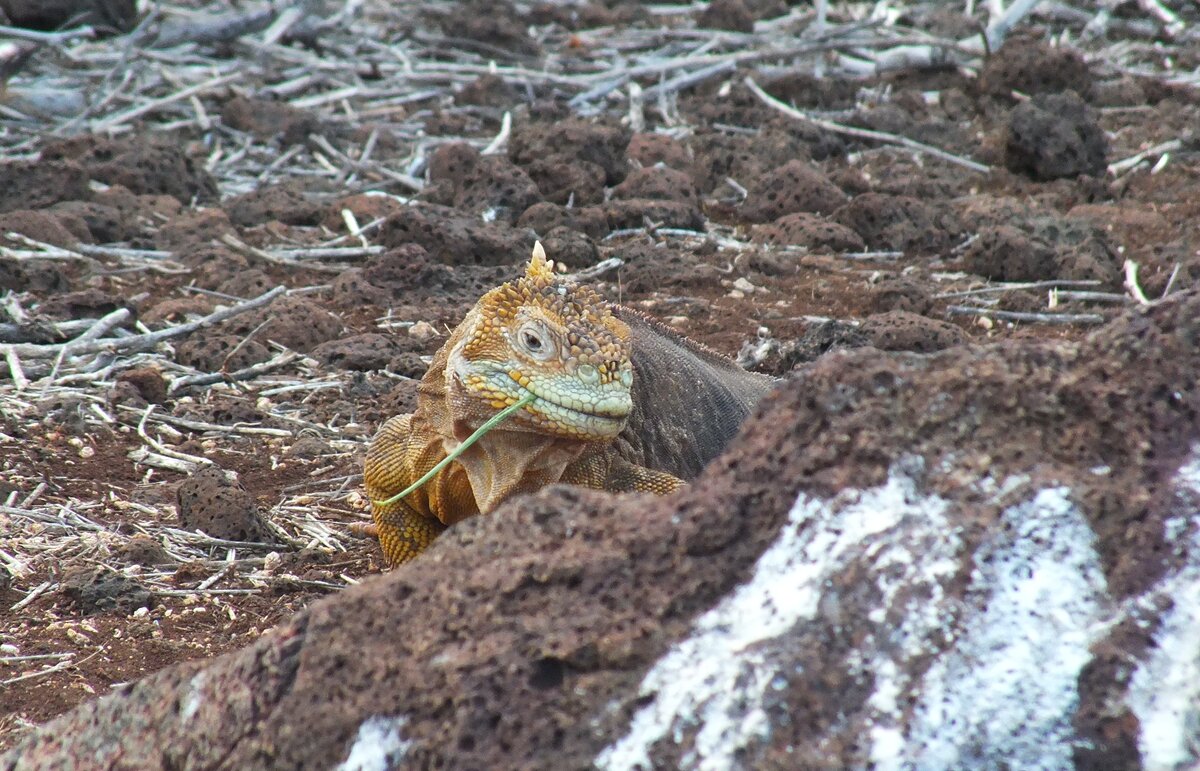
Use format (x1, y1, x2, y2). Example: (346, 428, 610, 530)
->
(525, 241, 555, 284)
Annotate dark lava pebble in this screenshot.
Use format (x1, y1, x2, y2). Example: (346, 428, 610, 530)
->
(43, 135, 218, 204)
(752, 212, 865, 252)
(859, 310, 966, 353)
(1005, 91, 1107, 180)
(509, 118, 631, 185)
(224, 184, 322, 228)
(116, 534, 174, 567)
(59, 566, 154, 615)
(381, 204, 536, 267)
(867, 276, 935, 315)
(696, 0, 754, 32)
(978, 37, 1094, 99)
(115, 366, 168, 405)
(611, 166, 699, 207)
(176, 335, 271, 372)
(311, 333, 403, 372)
(0, 160, 89, 214)
(741, 160, 847, 223)
(176, 465, 277, 543)
(221, 94, 322, 146)
(833, 193, 959, 255)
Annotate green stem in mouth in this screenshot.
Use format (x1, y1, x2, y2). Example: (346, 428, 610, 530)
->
(372, 392, 538, 508)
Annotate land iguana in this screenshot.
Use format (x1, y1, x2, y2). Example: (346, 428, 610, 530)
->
(364, 243, 777, 566)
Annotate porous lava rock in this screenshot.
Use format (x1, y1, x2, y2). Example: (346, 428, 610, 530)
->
(311, 334, 404, 372)
(741, 160, 847, 223)
(611, 166, 700, 207)
(59, 566, 154, 615)
(696, 0, 754, 32)
(751, 212, 865, 252)
(426, 142, 546, 222)
(43, 136, 218, 204)
(627, 133, 692, 172)
(12, 290, 1200, 768)
(216, 296, 342, 354)
(176, 335, 271, 373)
(2, 0, 137, 32)
(0, 160, 89, 214)
(509, 118, 631, 185)
(978, 37, 1094, 99)
(175, 465, 276, 543)
(0, 211, 80, 249)
(223, 184, 321, 228)
(833, 193, 959, 255)
(1005, 91, 1107, 180)
(221, 95, 321, 146)
(523, 158, 607, 206)
(380, 204, 536, 266)
(859, 310, 966, 353)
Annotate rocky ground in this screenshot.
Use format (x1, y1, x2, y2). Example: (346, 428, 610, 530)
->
(1, 0, 1199, 767)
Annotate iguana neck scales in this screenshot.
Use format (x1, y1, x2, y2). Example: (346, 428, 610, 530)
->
(365, 243, 777, 566)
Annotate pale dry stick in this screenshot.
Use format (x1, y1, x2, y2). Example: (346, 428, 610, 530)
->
(137, 405, 212, 468)
(745, 77, 991, 174)
(220, 233, 344, 274)
(127, 447, 196, 474)
(935, 279, 1102, 298)
(168, 350, 303, 394)
(627, 83, 645, 133)
(1, 652, 81, 687)
(482, 111, 512, 155)
(273, 245, 384, 260)
(0, 24, 94, 43)
(1051, 290, 1129, 304)
(946, 305, 1105, 325)
(116, 406, 291, 437)
(3, 286, 285, 364)
(91, 72, 241, 133)
(9, 580, 51, 612)
(5, 348, 28, 390)
(1138, 0, 1185, 36)
(308, 133, 424, 191)
(1107, 139, 1182, 176)
(1123, 259, 1154, 306)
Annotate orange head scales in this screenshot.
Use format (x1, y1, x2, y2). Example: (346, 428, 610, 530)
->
(445, 242, 634, 440)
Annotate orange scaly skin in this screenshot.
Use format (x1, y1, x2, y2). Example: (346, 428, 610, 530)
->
(365, 243, 682, 566)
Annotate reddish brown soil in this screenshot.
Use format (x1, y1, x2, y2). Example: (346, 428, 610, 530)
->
(2, 0, 1199, 754)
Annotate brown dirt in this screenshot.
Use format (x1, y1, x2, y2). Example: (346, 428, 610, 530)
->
(2, 0, 1200, 762)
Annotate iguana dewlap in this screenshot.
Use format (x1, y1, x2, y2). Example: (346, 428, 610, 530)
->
(364, 243, 777, 566)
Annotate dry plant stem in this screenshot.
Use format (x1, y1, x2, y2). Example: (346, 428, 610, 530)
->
(744, 77, 991, 174)
(946, 305, 1105, 324)
(1123, 259, 1154, 306)
(168, 350, 302, 394)
(935, 279, 1102, 298)
(0, 286, 285, 361)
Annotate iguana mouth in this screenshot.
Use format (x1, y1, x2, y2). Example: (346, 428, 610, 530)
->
(499, 374, 631, 426)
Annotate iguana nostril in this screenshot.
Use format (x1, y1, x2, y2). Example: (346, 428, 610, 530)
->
(577, 364, 599, 385)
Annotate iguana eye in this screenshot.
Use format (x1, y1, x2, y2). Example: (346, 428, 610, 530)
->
(517, 322, 555, 360)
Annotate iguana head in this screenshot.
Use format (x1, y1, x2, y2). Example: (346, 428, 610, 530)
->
(446, 242, 633, 441)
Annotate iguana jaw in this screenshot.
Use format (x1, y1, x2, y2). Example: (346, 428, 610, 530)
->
(450, 356, 631, 440)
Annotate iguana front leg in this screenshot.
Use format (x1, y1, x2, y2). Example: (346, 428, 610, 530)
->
(560, 446, 685, 495)
(364, 414, 451, 565)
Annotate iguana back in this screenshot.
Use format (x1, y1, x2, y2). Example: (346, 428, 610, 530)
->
(613, 307, 779, 480)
